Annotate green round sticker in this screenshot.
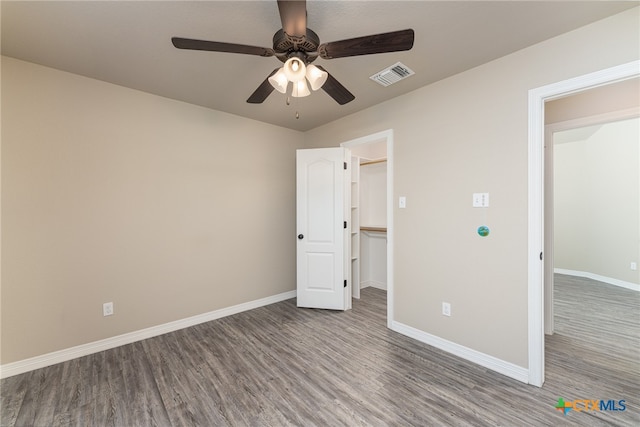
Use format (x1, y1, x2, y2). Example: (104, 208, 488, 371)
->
(477, 225, 490, 237)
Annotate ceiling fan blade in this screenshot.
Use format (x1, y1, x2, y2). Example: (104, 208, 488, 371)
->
(246, 69, 280, 104)
(316, 66, 355, 105)
(318, 29, 414, 59)
(277, 0, 307, 38)
(172, 37, 274, 57)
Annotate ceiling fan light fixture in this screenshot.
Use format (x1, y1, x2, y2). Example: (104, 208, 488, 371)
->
(268, 68, 289, 93)
(292, 80, 311, 98)
(173, 0, 415, 107)
(306, 64, 328, 91)
(283, 57, 307, 82)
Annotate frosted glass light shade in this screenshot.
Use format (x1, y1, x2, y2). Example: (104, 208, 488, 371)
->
(305, 64, 328, 91)
(268, 68, 288, 94)
(292, 80, 310, 97)
(283, 57, 306, 82)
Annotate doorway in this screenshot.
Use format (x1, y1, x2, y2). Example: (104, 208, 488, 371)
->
(527, 60, 640, 387)
(341, 129, 394, 327)
(544, 103, 639, 335)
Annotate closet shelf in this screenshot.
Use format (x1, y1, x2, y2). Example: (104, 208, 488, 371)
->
(360, 159, 387, 166)
(360, 226, 387, 232)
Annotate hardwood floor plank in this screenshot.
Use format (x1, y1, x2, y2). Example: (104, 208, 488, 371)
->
(0, 372, 30, 426)
(2, 276, 639, 426)
(13, 363, 64, 426)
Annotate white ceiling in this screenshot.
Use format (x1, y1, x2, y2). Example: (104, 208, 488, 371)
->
(2, 1, 637, 131)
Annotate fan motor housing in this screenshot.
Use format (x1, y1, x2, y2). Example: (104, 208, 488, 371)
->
(273, 28, 320, 63)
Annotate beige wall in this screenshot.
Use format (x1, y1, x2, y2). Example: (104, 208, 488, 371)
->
(2, 7, 638, 371)
(554, 118, 639, 284)
(1, 57, 303, 364)
(304, 7, 639, 367)
(360, 162, 387, 228)
(546, 78, 640, 124)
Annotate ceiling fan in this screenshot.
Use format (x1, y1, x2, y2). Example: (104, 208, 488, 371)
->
(172, 0, 414, 105)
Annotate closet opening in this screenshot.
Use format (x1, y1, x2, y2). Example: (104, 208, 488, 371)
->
(341, 130, 394, 326)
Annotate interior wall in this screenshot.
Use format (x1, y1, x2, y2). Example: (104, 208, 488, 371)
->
(1, 57, 304, 364)
(360, 162, 387, 290)
(545, 78, 640, 124)
(360, 231, 388, 290)
(554, 118, 639, 285)
(304, 7, 639, 368)
(360, 162, 387, 228)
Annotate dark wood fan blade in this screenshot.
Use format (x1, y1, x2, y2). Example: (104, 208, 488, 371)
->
(316, 66, 355, 105)
(277, 0, 306, 38)
(246, 69, 280, 104)
(172, 37, 274, 57)
(318, 29, 414, 59)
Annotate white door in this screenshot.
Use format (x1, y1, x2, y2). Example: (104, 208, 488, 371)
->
(296, 148, 351, 310)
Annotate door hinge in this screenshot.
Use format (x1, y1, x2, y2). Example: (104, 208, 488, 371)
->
(344, 279, 347, 288)
(344, 221, 347, 229)
(344, 162, 347, 170)
(540, 252, 543, 261)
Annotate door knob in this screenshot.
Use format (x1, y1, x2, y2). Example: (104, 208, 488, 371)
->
(298, 234, 304, 240)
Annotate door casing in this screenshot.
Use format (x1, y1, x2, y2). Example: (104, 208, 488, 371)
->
(527, 60, 639, 387)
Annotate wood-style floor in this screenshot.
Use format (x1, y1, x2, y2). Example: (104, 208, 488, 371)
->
(1, 275, 639, 426)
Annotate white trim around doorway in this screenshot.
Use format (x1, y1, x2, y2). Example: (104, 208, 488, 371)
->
(341, 129, 394, 327)
(527, 60, 640, 387)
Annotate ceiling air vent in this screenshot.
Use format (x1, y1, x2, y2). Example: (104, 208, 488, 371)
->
(370, 62, 415, 87)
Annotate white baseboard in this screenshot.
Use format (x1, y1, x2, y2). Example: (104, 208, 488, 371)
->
(0, 290, 297, 379)
(555, 269, 639, 292)
(360, 280, 387, 291)
(390, 321, 529, 384)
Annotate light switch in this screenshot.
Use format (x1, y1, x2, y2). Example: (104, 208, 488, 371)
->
(399, 196, 407, 209)
(473, 193, 489, 207)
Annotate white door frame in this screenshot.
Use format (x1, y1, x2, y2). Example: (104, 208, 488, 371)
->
(341, 129, 394, 327)
(527, 60, 639, 387)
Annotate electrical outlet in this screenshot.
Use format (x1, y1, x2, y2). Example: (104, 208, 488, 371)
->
(442, 302, 451, 317)
(103, 302, 114, 317)
(632, 262, 638, 271)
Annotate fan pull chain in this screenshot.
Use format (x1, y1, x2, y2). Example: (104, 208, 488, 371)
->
(284, 87, 299, 119)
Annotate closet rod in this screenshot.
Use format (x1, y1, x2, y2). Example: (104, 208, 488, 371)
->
(360, 159, 387, 166)
(360, 226, 387, 232)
